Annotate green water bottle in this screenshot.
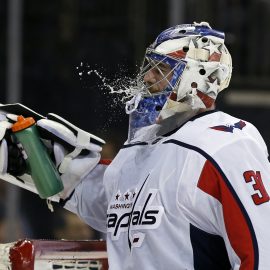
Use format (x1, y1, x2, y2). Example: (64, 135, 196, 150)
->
(12, 115, 64, 199)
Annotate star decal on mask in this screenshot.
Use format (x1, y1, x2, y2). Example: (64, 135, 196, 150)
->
(199, 62, 219, 77)
(206, 79, 219, 96)
(204, 40, 221, 55)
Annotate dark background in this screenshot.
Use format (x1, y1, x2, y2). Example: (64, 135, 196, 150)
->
(1, 0, 270, 242)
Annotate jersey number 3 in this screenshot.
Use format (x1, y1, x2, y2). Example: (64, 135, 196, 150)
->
(243, 170, 270, 205)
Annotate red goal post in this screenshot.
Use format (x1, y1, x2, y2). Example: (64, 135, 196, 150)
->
(0, 239, 108, 270)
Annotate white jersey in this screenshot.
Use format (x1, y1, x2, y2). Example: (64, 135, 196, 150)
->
(64, 110, 270, 269)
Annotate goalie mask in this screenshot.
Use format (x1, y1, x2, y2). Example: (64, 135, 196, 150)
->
(126, 22, 232, 142)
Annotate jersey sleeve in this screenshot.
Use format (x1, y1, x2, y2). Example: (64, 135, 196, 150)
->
(62, 163, 108, 233)
(212, 139, 270, 269)
(178, 139, 270, 269)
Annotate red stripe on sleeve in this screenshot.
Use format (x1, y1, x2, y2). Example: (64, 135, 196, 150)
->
(99, 159, 112, 165)
(198, 160, 255, 270)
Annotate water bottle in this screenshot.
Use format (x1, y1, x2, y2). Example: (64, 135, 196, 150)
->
(12, 115, 64, 198)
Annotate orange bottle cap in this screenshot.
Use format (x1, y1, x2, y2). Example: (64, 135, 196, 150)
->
(12, 115, 36, 132)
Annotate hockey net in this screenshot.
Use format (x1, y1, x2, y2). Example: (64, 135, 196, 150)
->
(0, 239, 108, 270)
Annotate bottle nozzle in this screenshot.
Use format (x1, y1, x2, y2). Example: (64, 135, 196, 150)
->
(12, 115, 36, 132)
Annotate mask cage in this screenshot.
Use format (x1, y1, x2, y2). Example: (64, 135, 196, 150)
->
(136, 48, 187, 97)
(127, 49, 187, 141)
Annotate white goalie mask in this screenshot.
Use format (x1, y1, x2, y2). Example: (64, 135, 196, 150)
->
(126, 22, 232, 142)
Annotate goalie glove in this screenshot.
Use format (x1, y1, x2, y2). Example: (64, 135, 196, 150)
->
(37, 113, 105, 199)
(0, 103, 105, 201)
(0, 112, 38, 195)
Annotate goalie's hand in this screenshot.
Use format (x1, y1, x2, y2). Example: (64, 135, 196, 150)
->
(6, 137, 27, 176)
(0, 113, 37, 194)
(0, 103, 105, 200)
(0, 113, 28, 177)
